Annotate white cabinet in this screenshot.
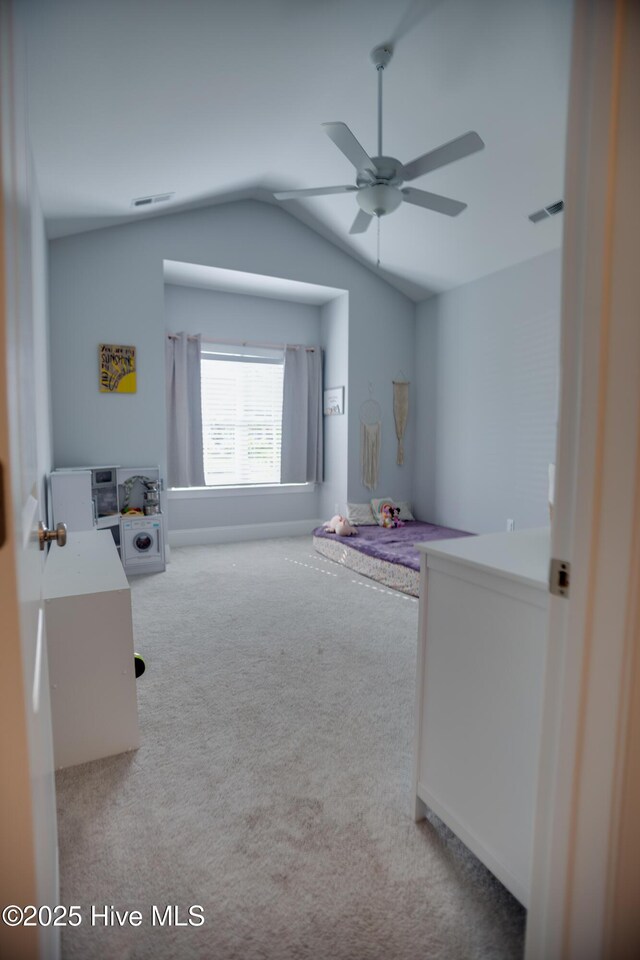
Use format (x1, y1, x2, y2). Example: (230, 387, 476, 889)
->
(413, 528, 549, 906)
(44, 530, 140, 769)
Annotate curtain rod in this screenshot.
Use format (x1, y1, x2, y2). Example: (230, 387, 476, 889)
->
(167, 334, 317, 351)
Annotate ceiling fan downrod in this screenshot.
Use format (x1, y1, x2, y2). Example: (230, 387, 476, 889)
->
(377, 59, 383, 157)
(371, 44, 393, 159)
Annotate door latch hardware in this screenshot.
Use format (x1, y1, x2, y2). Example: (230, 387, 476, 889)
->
(550, 558, 570, 598)
(38, 521, 68, 551)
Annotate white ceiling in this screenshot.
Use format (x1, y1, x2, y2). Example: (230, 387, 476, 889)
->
(23, 0, 573, 300)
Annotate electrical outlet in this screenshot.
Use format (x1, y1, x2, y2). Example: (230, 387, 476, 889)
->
(507, 518, 515, 532)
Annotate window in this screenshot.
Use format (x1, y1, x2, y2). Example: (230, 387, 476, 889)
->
(200, 345, 284, 487)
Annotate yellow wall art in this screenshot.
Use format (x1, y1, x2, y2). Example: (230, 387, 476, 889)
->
(99, 343, 137, 394)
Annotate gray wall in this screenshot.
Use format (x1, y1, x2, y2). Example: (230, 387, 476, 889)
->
(320, 294, 349, 520)
(48, 196, 559, 538)
(413, 250, 561, 533)
(164, 283, 321, 344)
(49, 199, 416, 523)
(163, 283, 321, 530)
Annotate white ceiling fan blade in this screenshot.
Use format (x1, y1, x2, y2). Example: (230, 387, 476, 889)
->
(322, 122, 376, 176)
(402, 187, 467, 216)
(401, 131, 484, 182)
(349, 209, 374, 234)
(274, 185, 357, 200)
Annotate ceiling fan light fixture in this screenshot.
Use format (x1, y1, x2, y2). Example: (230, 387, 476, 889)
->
(357, 183, 402, 217)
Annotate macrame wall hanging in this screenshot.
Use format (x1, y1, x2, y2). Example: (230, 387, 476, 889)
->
(360, 383, 382, 491)
(392, 377, 410, 465)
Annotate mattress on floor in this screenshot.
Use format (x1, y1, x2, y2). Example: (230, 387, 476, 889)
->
(313, 520, 471, 597)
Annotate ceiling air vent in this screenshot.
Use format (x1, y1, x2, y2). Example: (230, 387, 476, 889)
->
(529, 199, 564, 223)
(131, 192, 174, 208)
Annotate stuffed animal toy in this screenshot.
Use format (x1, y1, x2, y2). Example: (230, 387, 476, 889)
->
(381, 503, 404, 528)
(323, 514, 358, 536)
(335, 517, 358, 536)
(390, 505, 404, 527)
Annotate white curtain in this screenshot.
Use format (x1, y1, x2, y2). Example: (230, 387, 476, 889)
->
(280, 345, 323, 484)
(165, 333, 205, 487)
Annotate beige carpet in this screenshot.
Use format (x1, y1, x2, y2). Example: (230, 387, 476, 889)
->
(56, 536, 525, 959)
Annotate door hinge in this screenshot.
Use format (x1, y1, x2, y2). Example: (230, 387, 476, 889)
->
(550, 558, 570, 598)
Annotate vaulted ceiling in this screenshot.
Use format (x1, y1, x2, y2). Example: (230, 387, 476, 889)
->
(24, 0, 573, 300)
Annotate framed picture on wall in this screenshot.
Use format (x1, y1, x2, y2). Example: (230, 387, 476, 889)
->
(99, 343, 137, 393)
(324, 386, 344, 416)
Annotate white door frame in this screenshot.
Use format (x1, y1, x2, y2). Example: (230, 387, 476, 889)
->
(526, 0, 640, 957)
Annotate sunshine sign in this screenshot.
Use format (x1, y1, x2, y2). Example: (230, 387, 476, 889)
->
(99, 343, 137, 393)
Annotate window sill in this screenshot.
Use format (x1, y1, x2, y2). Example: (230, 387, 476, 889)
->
(168, 483, 316, 500)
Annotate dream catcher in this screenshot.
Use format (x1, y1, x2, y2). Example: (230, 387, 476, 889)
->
(393, 377, 410, 465)
(359, 383, 382, 491)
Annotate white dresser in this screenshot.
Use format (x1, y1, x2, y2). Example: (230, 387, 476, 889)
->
(44, 529, 140, 769)
(413, 528, 549, 906)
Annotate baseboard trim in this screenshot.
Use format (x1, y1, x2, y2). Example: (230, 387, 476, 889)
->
(169, 519, 323, 547)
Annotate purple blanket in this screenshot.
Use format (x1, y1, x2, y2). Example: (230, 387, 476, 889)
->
(313, 521, 471, 572)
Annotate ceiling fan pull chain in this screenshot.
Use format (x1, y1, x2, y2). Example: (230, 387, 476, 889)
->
(377, 216, 381, 269)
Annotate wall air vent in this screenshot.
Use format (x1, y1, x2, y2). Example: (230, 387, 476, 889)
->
(529, 199, 564, 223)
(131, 192, 174, 208)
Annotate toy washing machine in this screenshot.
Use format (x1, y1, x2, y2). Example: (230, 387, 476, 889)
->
(120, 515, 165, 575)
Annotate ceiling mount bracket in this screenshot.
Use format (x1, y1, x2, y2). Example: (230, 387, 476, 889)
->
(370, 45, 393, 71)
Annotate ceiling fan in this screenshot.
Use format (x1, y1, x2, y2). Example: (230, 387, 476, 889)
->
(274, 45, 485, 235)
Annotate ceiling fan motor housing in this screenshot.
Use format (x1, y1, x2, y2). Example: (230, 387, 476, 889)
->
(356, 154, 403, 216)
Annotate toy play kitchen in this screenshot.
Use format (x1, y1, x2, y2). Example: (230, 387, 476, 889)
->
(49, 465, 166, 575)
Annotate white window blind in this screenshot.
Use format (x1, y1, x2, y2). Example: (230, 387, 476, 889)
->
(200, 347, 284, 486)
